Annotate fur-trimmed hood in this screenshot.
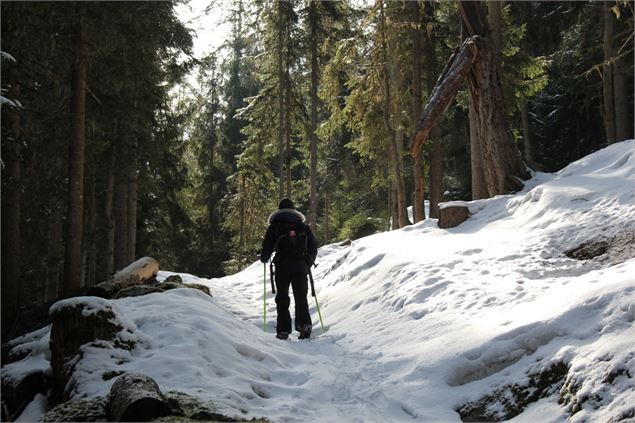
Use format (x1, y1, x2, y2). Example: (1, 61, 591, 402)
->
(268, 208, 306, 225)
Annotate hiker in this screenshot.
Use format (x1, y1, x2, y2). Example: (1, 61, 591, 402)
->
(260, 198, 318, 340)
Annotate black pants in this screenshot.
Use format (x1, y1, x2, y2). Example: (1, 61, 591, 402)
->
(275, 271, 311, 334)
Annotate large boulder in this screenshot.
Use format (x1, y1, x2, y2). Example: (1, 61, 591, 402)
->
(40, 397, 108, 422)
(438, 201, 469, 229)
(49, 297, 137, 402)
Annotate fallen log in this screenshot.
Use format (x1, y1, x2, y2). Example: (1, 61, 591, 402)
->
(107, 373, 171, 422)
(87, 257, 159, 299)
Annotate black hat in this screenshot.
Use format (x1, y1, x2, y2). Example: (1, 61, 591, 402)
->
(278, 198, 295, 210)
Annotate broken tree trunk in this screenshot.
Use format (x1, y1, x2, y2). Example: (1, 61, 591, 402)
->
(107, 373, 171, 422)
(410, 35, 528, 197)
(409, 37, 478, 156)
(87, 257, 159, 299)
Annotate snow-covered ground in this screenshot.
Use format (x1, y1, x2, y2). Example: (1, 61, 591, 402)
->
(5, 140, 635, 422)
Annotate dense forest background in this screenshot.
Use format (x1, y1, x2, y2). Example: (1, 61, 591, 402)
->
(1, 0, 633, 339)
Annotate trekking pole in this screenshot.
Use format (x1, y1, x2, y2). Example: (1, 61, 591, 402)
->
(308, 268, 326, 333)
(263, 263, 267, 332)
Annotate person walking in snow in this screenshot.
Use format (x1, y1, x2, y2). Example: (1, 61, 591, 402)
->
(260, 198, 318, 340)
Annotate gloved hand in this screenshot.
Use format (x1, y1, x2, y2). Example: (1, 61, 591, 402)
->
(260, 253, 270, 264)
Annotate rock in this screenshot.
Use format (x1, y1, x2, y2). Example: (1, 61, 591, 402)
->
(438, 201, 469, 229)
(112, 285, 164, 299)
(339, 239, 352, 247)
(565, 240, 609, 260)
(49, 298, 137, 402)
(161, 391, 268, 422)
(107, 373, 171, 422)
(163, 274, 183, 284)
(1, 370, 50, 421)
(157, 281, 212, 297)
(40, 397, 108, 422)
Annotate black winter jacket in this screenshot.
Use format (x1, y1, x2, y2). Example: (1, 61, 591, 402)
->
(260, 208, 318, 274)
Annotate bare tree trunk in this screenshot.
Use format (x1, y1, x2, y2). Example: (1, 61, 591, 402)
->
(127, 141, 138, 263)
(84, 157, 97, 288)
(380, 0, 408, 228)
(309, 1, 319, 227)
(46, 204, 64, 303)
(285, 63, 292, 199)
(323, 188, 329, 242)
(114, 140, 129, 271)
(425, 1, 443, 219)
(277, 1, 285, 199)
(63, 14, 87, 298)
(603, 1, 616, 144)
(612, 21, 631, 141)
(104, 146, 116, 276)
(1, 81, 22, 337)
(469, 100, 487, 199)
(488, 1, 502, 61)
(390, 181, 398, 231)
(520, 94, 534, 168)
(239, 174, 246, 250)
(411, 0, 425, 223)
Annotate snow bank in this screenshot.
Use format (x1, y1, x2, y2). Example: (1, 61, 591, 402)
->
(3, 140, 634, 422)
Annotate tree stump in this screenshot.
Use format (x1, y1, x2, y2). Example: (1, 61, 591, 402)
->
(438, 202, 469, 229)
(107, 373, 171, 422)
(49, 297, 136, 402)
(88, 257, 159, 299)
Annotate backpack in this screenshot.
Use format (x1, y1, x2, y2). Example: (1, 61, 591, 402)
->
(273, 220, 308, 261)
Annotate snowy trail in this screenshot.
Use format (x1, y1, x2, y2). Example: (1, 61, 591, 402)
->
(209, 261, 414, 423)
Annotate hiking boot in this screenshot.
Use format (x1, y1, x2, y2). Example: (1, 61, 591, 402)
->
(276, 331, 290, 340)
(298, 324, 312, 340)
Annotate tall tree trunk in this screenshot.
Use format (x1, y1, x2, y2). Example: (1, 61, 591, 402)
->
(46, 203, 64, 303)
(285, 62, 292, 199)
(460, 1, 527, 196)
(520, 94, 534, 168)
(425, 0, 443, 219)
(323, 187, 329, 242)
(277, 1, 285, 199)
(239, 174, 246, 250)
(380, 0, 408, 228)
(603, 1, 616, 144)
(63, 14, 87, 298)
(469, 100, 487, 199)
(83, 157, 97, 288)
(1, 81, 22, 337)
(411, 0, 425, 223)
(612, 17, 630, 142)
(390, 181, 399, 231)
(488, 1, 502, 61)
(114, 140, 129, 271)
(309, 1, 319, 227)
(104, 146, 116, 276)
(127, 141, 138, 263)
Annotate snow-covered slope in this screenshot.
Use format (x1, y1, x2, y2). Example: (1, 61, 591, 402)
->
(6, 140, 635, 422)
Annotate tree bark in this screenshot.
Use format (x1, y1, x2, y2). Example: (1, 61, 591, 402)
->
(380, 0, 408, 228)
(612, 14, 630, 142)
(411, 0, 425, 223)
(309, 1, 319, 228)
(425, 1, 443, 219)
(46, 201, 64, 303)
(285, 57, 292, 199)
(127, 141, 138, 264)
(520, 94, 534, 168)
(1, 81, 22, 338)
(63, 13, 87, 298)
(107, 373, 171, 422)
(469, 99, 487, 199)
(104, 146, 116, 277)
(277, 1, 285, 199)
(114, 139, 129, 271)
(603, 1, 616, 144)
